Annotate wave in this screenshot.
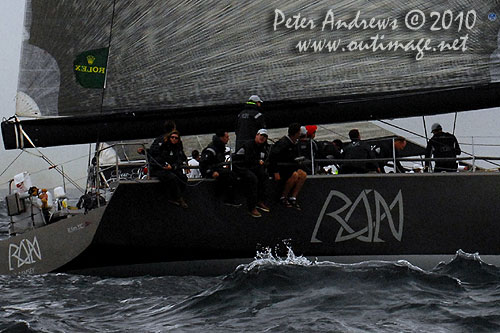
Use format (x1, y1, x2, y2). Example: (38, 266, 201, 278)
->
(432, 250, 500, 285)
(0, 321, 41, 333)
(0, 195, 10, 238)
(0, 195, 8, 223)
(160, 247, 470, 329)
(147, 248, 500, 331)
(1, 249, 500, 332)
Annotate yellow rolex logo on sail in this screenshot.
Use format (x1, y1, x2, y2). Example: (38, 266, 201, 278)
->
(74, 54, 105, 73)
(74, 47, 109, 88)
(74, 65, 106, 74)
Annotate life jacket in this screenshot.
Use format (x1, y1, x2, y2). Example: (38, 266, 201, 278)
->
(235, 103, 266, 151)
(428, 132, 461, 158)
(234, 140, 270, 171)
(342, 140, 377, 173)
(297, 139, 317, 161)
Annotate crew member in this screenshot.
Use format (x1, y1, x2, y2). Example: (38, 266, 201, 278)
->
(235, 95, 266, 151)
(316, 138, 343, 174)
(38, 188, 52, 223)
(200, 131, 241, 207)
(297, 125, 319, 174)
(269, 123, 307, 210)
(373, 136, 409, 173)
(425, 123, 461, 172)
(341, 129, 380, 174)
(149, 129, 189, 208)
(234, 129, 271, 218)
(187, 150, 201, 179)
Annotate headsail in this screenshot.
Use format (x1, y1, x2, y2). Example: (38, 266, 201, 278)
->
(3, 0, 500, 149)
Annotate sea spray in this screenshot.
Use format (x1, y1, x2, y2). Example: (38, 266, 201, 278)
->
(237, 243, 313, 273)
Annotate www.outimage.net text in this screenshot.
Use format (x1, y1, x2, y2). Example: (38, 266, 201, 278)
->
(273, 9, 476, 60)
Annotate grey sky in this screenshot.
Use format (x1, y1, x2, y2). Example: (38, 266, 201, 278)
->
(0, 0, 88, 189)
(0, 0, 23, 119)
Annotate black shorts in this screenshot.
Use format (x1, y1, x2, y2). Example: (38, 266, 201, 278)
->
(278, 166, 298, 181)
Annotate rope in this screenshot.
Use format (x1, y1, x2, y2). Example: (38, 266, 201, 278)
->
(422, 116, 428, 143)
(376, 119, 500, 169)
(377, 119, 428, 141)
(0, 150, 24, 178)
(452, 112, 458, 135)
(316, 124, 349, 140)
(17, 124, 85, 193)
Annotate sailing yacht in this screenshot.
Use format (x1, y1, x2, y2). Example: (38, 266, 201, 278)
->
(2, 0, 500, 276)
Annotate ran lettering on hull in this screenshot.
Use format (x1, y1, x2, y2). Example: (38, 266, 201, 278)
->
(8, 236, 42, 271)
(68, 220, 92, 233)
(311, 189, 403, 243)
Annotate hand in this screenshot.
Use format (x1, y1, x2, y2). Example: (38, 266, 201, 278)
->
(274, 173, 280, 181)
(163, 164, 172, 170)
(259, 160, 264, 166)
(212, 171, 219, 179)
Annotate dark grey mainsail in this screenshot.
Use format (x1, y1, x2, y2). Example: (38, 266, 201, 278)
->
(3, 0, 500, 148)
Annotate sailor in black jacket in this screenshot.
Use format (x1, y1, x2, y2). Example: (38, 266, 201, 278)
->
(200, 131, 240, 206)
(148, 129, 189, 208)
(373, 136, 409, 173)
(268, 123, 307, 209)
(316, 139, 343, 173)
(341, 129, 380, 174)
(199, 132, 229, 178)
(235, 95, 266, 151)
(234, 129, 271, 217)
(425, 123, 461, 172)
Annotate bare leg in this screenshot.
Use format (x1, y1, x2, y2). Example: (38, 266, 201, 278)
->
(282, 172, 298, 198)
(290, 170, 307, 198)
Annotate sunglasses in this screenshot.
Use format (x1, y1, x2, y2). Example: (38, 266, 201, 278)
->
(170, 136, 179, 140)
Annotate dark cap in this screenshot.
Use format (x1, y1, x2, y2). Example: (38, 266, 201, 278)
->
(431, 123, 442, 132)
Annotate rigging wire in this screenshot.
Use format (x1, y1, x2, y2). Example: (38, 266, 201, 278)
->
(196, 135, 204, 151)
(422, 116, 428, 143)
(452, 112, 458, 135)
(317, 124, 349, 140)
(0, 153, 88, 188)
(16, 123, 85, 192)
(0, 150, 24, 179)
(15, 152, 89, 177)
(85, 144, 92, 194)
(377, 119, 500, 168)
(377, 119, 428, 141)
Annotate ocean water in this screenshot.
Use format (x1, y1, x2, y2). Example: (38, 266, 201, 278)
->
(1, 199, 500, 332)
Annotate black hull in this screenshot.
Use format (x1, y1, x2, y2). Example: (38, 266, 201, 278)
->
(58, 173, 500, 276)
